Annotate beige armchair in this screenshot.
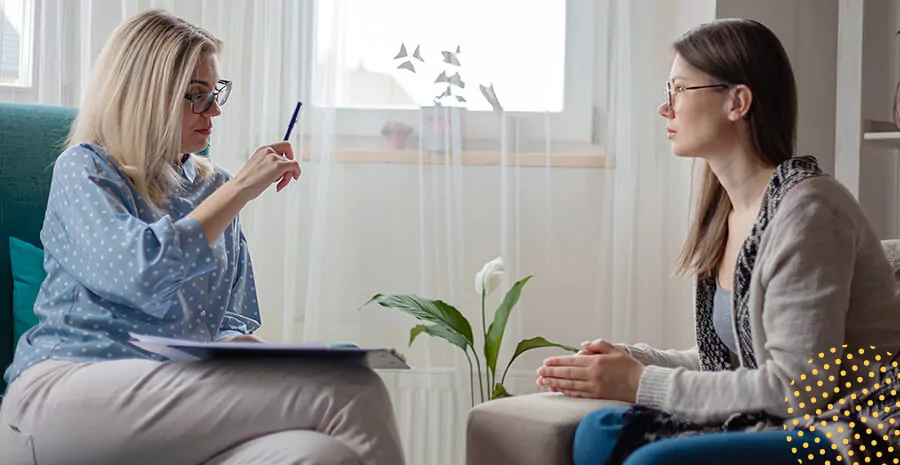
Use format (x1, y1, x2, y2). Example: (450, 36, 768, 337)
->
(466, 239, 900, 465)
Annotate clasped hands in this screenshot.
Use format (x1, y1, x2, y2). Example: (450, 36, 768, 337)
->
(536, 339, 645, 403)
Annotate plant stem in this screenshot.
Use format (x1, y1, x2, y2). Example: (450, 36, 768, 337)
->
(489, 366, 494, 399)
(464, 348, 475, 408)
(481, 287, 490, 398)
(500, 357, 515, 387)
(473, 349, 485, 403)
(481, 287, 487, 342)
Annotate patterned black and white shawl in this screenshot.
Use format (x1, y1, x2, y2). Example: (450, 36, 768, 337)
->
(604, 156, 900, 464)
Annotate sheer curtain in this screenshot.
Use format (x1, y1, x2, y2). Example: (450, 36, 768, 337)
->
(7, 0, 717, 463)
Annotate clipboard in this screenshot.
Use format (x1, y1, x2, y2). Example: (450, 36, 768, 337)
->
(130, 334, 409, 369)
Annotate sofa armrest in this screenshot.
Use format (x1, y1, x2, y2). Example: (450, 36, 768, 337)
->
(466, 392, 630, 465)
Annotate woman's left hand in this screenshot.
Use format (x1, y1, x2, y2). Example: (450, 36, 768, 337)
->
(536, 340, 645, 402)
(220, 334, 265, 343)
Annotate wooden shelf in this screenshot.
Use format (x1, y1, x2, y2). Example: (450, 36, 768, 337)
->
(863, 120, 900, 149)
(864, 131, 900, 149)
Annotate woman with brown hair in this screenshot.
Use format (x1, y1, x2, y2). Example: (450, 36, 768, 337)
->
(536, 19, 900, 464)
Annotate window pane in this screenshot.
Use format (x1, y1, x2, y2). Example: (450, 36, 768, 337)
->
(318, 0, 566, 112)
(0, 0, 26, 85)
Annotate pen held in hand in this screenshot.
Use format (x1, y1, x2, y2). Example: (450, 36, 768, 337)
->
(283, 101, 302, 141)
(276, 101, 303, 192)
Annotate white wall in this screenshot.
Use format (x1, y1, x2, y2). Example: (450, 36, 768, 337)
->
(716, 0, 839, 175)
(858, 0, 900, 240)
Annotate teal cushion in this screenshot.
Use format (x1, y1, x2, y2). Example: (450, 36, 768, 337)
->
(0, 103, 77, 396)
(8, 237, 44, 348)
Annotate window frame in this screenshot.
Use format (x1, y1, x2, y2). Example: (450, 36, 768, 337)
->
(307, 0, 596, 144)
(0, 0, 36, 94)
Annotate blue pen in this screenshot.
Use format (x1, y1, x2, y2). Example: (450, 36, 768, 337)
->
(283, 101, 303, 141)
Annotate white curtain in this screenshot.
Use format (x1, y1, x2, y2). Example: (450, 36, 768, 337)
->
(5, 0, 718, 463)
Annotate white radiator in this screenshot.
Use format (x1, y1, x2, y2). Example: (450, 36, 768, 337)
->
(378, 368, 542, 465)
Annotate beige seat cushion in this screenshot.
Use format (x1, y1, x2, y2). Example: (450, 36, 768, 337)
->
(466, 392, 629, 465)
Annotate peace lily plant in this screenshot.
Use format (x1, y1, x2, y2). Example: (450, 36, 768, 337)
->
(362, 257, 577, 405)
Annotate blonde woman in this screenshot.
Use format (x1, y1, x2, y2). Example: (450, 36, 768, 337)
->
(0, 10, 404, 465)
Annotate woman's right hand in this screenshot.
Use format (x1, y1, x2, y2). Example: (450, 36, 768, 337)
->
(537, 341, 645, 402)
(190, 142, 300, 246)
(542, 339, 628, 393)
(232, 141, 302, 202)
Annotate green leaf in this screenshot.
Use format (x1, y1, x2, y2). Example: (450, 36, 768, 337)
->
(491, 383, 512, 400)
(500, 336, 579, 385)
(409, 324, 469, 351)
(409, 325, 428, 346)
(484, 276, 532, 378)
(363, 294, 474, 347)
(511, 336, 578, 360)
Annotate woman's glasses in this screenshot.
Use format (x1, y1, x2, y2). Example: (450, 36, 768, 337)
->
(664, 81, 729, 108)
(184, 80, 232, 114)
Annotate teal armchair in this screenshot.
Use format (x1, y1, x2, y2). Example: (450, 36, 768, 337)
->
(0, 103, 77, 396)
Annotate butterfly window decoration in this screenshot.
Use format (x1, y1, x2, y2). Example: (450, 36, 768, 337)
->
(393, 42, 503, 115)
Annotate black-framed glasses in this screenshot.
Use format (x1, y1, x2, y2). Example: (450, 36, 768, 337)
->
(184, 80, 232, 114)
(664, 81, 730, 108)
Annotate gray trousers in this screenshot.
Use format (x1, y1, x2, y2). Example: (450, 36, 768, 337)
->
(0, 358, 405, 465)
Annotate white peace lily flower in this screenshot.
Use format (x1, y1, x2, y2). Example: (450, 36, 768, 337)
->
(475, 257, 505, 296)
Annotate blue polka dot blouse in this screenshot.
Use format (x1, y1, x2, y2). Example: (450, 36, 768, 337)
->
(4, 143, 260, 386)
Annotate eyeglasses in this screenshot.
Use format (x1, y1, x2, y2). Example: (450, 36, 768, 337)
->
(184, 80, 232, 114)
(664, 81, 730, 108)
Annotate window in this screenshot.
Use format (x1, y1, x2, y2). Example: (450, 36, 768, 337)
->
(329, 0, 565, 112)
(0, 0, 34, 88)
(314, 0, 595, 144)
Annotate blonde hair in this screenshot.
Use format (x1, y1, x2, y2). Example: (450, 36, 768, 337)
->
(68, 9, 218, 210)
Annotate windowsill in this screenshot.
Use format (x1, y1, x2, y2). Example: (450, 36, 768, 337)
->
(296, 136, 612, 168)
(300, 149, 611, 168)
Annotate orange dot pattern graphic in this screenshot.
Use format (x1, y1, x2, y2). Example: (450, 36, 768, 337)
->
(787, 346, 900, 465)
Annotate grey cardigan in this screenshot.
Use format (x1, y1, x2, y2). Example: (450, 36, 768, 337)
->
(628, 161, 900, 425)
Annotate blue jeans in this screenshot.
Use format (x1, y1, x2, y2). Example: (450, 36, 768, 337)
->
(574, 407, 840, 465)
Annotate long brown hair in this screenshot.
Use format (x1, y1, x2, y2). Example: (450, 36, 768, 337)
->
(674, 19, 797, 278)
